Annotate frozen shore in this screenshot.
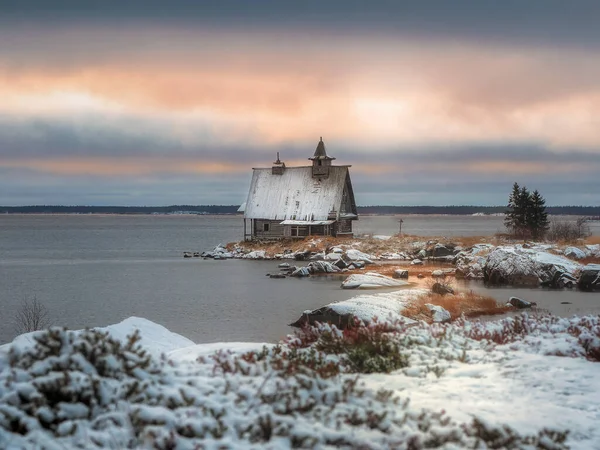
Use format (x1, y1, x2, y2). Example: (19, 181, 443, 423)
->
(1, 313, 599, 448)
(202, 237, 600, 290)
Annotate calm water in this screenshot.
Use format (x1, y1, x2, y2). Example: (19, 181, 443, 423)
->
(1, 214, 598, 345)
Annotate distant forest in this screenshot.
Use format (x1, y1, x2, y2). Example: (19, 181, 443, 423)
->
(2, 205, 599, 216)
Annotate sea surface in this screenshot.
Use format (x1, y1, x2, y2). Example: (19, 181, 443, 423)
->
(1, 214, 599, 345)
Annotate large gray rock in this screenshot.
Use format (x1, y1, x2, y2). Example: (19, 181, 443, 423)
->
(341, 273, 410, 289)
(578, 264, 600, 291)
(308, 261, 340, 274)
(483, 246, 581, 287)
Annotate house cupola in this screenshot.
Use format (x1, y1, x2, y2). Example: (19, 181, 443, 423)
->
(309, 137, 335, 178)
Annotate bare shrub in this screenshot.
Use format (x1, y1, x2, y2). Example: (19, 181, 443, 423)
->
(14, 296, 51, 334)
(546, 217, 591, 242)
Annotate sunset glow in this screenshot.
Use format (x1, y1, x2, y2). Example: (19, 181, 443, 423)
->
(1, 2, 599, 205)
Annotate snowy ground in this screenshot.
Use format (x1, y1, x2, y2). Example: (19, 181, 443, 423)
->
(1, 315, 599, 448)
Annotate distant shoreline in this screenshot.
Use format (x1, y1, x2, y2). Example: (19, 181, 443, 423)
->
(1, 205, 599, 216)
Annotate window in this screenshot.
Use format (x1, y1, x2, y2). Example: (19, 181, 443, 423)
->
(263, 223, 270, 232)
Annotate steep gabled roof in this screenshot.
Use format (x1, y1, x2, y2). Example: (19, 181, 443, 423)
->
(243, 166, 350, 221)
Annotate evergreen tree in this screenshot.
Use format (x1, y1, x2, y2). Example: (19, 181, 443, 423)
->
(527, 189, 549, 240)
(504, 183, 549, 240)
(517, 185, 531, 238)
(504, 182, 521, 235)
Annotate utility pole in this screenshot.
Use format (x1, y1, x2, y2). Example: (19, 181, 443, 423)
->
(398, 218, 404, 236)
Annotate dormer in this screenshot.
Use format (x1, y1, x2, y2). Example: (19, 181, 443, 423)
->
(309, 137, 335, 178)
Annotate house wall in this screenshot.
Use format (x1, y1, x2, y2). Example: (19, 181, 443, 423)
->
(335, 220, 353, 235)
(253, 219, 285, 239)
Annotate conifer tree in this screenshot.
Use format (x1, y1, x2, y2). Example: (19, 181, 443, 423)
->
(504, 183, 549, 240)
(504, 182, 521, 235)
(527, 189, 549, 240)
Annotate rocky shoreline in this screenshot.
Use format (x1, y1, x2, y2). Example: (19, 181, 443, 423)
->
(200, 236, 600, 292)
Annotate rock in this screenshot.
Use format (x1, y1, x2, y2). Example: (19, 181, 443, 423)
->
(294, 251, 310, 261)
(483, 246, 581, 287)
(341, 273, 410, 289)
(290, 266, 311, 277)
(431, 282, 454, 295)
(417, 249, 427, 259)
(308, 261, 340, 274)
(324, 252, 342, 261)
(417, 273, 424, 279)
(289, 290, 425, 328)
(353, 261, 366, 269)
(424, 304, 451, 323)
(269, 274, 286, 279)
(411, 259, 423, 265)
(333, 258, 349, 270)
(431, 269, 445, 278)
(508, 297, 536, 309)
(183, 252, 193, 258)
(454, 244, 493, 280)
(430, 243, 455, 258)
(242, 250, 267, 260)
(393, 269, 409, 279)
(345, 249, 375, 263)
(193, 252, 200, 257)
(578, 264, 600, 292)
(564, 247, 586, 260)
(278, 262, 290, 268)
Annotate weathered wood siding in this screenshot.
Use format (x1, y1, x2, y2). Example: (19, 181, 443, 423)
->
(253, 220, 285, 239)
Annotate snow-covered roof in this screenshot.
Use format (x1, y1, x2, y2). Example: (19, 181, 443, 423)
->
(280, 220, 335, 225)
(243, 166, 351, 220)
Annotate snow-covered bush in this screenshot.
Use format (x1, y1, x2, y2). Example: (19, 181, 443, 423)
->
(0, 321, 576, 449)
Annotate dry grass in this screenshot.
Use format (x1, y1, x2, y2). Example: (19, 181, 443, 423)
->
(586, 236, 600, 245)
(579, 256, 600, 265)
(402, 290, 511, 323)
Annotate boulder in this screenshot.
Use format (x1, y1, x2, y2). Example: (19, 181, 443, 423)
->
(294, 251, 310, 261)
(430, 243, 455, 258)
(431, 282, 454, 295)
(307, 261, 340, 274)
(345, 249, 375, 263)
(424, 304, 451, 323)
(483, 246, 581, 287)
(333, 258, 349, 270)
(431, 269, 445, 278)
(290, 266, 311, 277)
(508, 297, 536, 309)
(289, 290, 425, 328)
(454, 244, 493, 280)
(341, 273, 410, 289)
(564, 247, 586, 260)
(578, 264, 600, 292)
(411, 259, 423, 265)
(324, 252, 343, 261)
(393, 269, 409, 279)
(242, 250, 267, 260)
(278, 262, 290, 268)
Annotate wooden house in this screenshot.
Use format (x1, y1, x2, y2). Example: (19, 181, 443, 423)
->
(240, 138, 358, 240)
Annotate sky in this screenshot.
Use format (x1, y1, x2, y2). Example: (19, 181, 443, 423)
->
(1, 1, 599, 206)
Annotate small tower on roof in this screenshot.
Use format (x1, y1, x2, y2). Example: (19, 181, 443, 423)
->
(309, 137, 335, 178)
